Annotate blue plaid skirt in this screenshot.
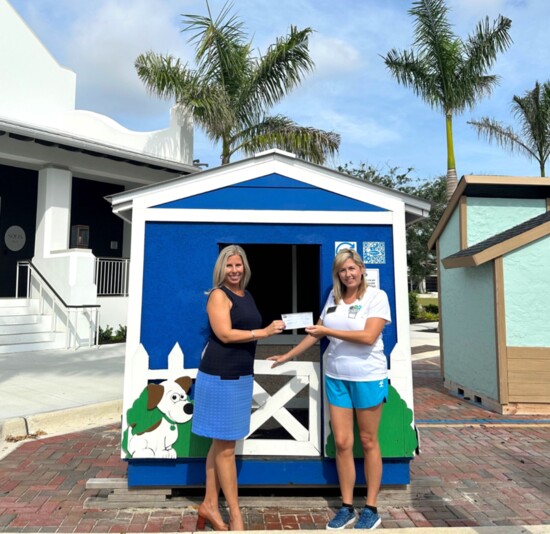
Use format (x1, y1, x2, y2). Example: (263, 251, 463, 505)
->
(192, 371, 254, 440)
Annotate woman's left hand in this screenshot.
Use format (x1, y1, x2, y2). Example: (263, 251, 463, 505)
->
(265, 320, 286, 337)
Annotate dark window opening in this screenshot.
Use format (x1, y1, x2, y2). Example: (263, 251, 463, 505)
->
(220, 243, 321, 329)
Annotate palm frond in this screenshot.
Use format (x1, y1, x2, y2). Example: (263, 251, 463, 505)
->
(454, 15, 512, 110)
(135, 51, 234, 140)
(135, 51, 189, 100)
(243, 26, 314, 115)
(410, 0, 454, 55)
(383, 49, 442, 110)
(182, 1, 248, 89)
(470, 80, 550, 176)
(468, 117, 537, 159)
(464, 15, 512, 74)
(234, 115, 340, 165)
(511, 82, 550, 163)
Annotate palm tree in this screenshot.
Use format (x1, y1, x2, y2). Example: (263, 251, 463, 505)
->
(135, 2, 340, 165)
(468, 81, 550, 177)
(382, 0, 512, 199)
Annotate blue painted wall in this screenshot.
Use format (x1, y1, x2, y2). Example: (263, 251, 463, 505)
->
(155, 174, 387, 212)
(140, 222, 396, 371)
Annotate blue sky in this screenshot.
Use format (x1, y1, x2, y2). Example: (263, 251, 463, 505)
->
(9, 0, 550, 181)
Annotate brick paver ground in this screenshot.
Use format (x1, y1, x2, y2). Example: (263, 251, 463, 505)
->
(1, 355, 549, 532)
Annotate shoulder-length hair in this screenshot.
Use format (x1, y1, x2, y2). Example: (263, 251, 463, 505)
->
(332, 248, 367, 304)
(211, 244, 251, 291)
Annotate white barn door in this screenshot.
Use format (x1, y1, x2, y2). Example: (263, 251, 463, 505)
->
(238, 360, 321, 456)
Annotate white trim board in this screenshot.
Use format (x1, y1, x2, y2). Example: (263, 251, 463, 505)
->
(143, 208, 395, 225)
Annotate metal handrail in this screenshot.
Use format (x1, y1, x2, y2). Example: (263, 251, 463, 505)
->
(95, 257, 130, 297)
(16, 260, 100, 349)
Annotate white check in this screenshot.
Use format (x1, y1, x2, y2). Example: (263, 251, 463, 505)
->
(281, 312, 314, 330)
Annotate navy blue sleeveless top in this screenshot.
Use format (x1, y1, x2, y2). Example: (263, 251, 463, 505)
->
(199, 286, 262, 378)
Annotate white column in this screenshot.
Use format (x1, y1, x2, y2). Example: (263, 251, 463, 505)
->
(34, 166, 72, 259)
(32, 166, 97, 305)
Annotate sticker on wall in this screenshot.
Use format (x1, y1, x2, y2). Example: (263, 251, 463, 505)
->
(365, 268, 379, 289)
(4, 225, 26, 252)
(335, 241, 357, 254)
(363, 241, 386, 264)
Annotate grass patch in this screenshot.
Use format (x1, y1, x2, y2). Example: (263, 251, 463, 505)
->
(417, 295, 438, 307)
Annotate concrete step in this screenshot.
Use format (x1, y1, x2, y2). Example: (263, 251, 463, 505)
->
(0, 298, 35, 307)
(0, 318, 53, 335)
(0, 314, 44, 326)
(0, 331, 60, 344)
(0, 298, 39, 311)
(0, 306, 42, 317)
(0, 332, 65, 354)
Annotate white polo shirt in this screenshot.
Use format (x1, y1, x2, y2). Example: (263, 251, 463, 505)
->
(320, 288, 391, 382)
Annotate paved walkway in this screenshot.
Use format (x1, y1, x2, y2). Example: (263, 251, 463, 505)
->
(1, 327, 550, 532)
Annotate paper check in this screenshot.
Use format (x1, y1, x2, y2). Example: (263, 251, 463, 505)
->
(281, 312, 314, 330)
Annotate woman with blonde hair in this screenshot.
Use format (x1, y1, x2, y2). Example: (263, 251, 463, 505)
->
(269, 248, 391, 530)
(193, 245, 285, 531)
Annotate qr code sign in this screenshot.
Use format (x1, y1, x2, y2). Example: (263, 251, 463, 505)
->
(363, 241, 386, 264)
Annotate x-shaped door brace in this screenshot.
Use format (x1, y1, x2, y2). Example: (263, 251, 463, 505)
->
(248, 375, 309, 441)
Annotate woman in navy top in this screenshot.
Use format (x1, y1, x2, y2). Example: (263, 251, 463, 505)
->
(193, 245, 285, 531)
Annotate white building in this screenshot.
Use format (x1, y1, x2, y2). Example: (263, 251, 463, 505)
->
(0, 0, 197, 352)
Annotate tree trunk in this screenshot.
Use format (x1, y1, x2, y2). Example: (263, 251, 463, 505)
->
(446, 167, 458, 200)
(221, 137, 231, 165)
(445, 112, 457, 199)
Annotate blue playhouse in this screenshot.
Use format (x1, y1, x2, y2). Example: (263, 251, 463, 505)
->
(110, 149, 430, 487)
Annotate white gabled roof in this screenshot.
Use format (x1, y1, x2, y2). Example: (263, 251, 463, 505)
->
(109, 149, 431, 224)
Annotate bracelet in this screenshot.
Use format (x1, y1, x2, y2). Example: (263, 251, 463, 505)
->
(251, 330, 256, 340)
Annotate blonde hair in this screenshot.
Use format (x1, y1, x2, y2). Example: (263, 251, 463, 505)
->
(332, 248, 367, 303)
(211, 245, 251, 291)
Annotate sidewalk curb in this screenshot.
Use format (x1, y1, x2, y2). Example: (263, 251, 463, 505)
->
(237, 528, 549, 534)
(0, 399, 122, 444)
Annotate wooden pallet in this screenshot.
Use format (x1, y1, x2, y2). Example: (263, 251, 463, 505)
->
(84, 478, 198, 510)
(445, 379, 550, 415)
(444, 380, 502, 413)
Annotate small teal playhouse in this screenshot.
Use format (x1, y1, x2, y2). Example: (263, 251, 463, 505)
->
(110, 149, 430, 487)
(428, 175, 550, 415)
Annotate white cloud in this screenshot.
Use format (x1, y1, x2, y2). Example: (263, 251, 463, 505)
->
(67, 0, 190, 121)
(317, 110, 399, 148)
(309, 34, 362, 77)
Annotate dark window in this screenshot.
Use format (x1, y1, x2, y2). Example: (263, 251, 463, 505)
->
(222, 244, 320, 328)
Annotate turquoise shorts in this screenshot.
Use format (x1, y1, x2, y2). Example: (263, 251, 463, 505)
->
(325, 376, 388, 409)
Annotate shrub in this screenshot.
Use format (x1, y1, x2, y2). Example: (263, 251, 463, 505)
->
(99, 324, 127, 344)
(98, 325, 114, 344)
(409, 292, 419, 320)
(419, 311, 438, 322)
(423, 303, 439, 314)
(113, 325, 127, 342)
